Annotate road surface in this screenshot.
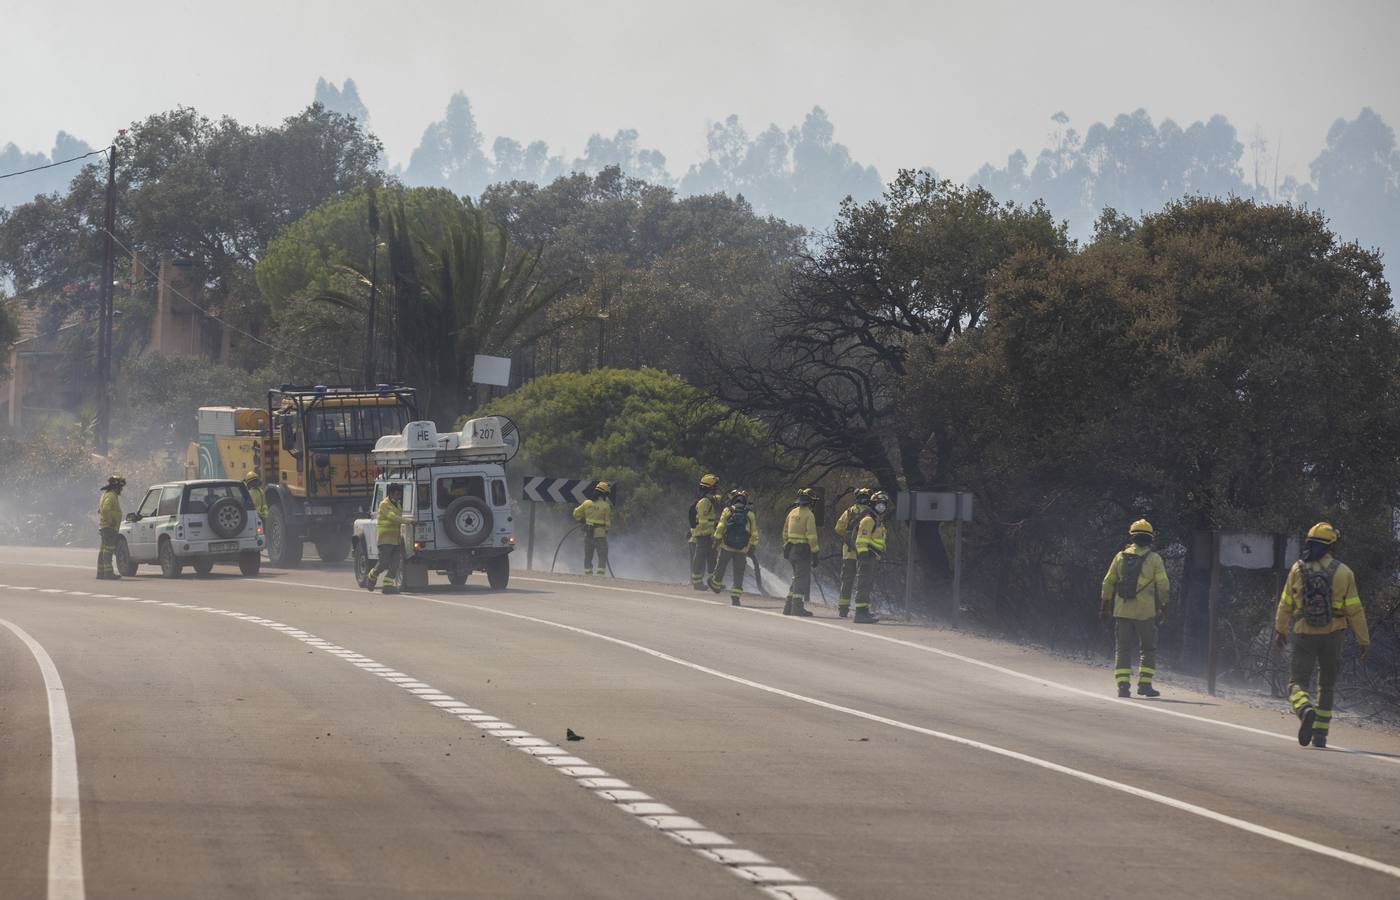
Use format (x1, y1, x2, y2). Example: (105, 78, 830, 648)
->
(2, 545, 1398, 899)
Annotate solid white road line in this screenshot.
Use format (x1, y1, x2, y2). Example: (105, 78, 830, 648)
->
(514, 575, 1400, 764)
(1, 618, 86, 900)
(411, 595, 1400, 883)
(0, 585, 828, 899)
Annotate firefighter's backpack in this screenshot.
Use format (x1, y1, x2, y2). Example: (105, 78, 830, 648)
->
(1300, 559, 1341, 627)
(1116, 551, 1149, 599)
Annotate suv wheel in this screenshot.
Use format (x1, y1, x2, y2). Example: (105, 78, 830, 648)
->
(192, 558, 215, 576)
(442, 497, 492, 547)
(485, 555, 510, 590)
(208, 497, 247, 539)
(115, 538, 138, 577)
(238, 551, 261, 577)
(158, 540, 184, 579)
(352, 541, 370, 588)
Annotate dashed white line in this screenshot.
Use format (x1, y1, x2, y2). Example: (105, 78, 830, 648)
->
(1, 617, 86, 900)
(0, 584, 824, 897)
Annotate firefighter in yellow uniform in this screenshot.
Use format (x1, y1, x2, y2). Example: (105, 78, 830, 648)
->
(366, 483, 414, 594)
(573, 481, 612, 575)
(849, 491, 889, 624)
(833, 487, 872, 617)
(710, 490, 758, 606)
(1274, 522, 1370, 748)
(689, 474, 723, 590)
(1100, 519, 1170, 697)
(244, 471, 268, 521)
(782, 488, 819, 617)
(96, 475, 126, 580)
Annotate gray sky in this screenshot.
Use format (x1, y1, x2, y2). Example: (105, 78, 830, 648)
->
(4, 0, 1398, 185)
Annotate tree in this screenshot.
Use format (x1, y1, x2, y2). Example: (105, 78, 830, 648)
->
(680, 107, 881, 229)
(475, 368, 772, 523)
(0, 293, 18, 381)
(707, 171, 1069, 586)
(313, 77, 370, 128)
(942, 198, 1400, 632)
(403, 93, 493, 198)
(1298, 107, 1400, 267)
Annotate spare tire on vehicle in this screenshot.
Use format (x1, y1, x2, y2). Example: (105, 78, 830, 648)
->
(209, 496, 248, 539)
(442, 496, 492, 547)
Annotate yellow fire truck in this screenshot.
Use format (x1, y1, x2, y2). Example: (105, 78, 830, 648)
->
(187, 384, 418, 565)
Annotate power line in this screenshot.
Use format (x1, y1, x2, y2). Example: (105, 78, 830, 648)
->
(0, 148, 106, 181)
(97, 226, 343, 372)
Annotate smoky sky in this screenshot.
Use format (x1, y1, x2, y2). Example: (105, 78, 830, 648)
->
(3, 0, 1398, 184)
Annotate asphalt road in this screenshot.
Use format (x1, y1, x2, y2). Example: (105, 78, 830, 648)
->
(3, 545, 1399, 899)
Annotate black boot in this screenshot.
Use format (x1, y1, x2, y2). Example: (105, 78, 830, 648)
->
(782, 598, 794, 615)
(1136, 682, 1160, 698)
(837, 605, 849, 618)
(1311, 732, 1328, 749)
(1117, 683, 1131, 698)
(791, 599, 814, 618)
(1297, 708, 1316, 746)
(853, 607, 879, 624)
(731, 595, 741, 607)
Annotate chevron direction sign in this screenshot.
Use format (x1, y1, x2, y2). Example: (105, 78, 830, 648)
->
(522, 477, 595, 504)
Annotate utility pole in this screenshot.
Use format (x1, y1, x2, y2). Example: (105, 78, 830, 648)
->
(363, 188, 380, 385)
(95, 142, 118, 455)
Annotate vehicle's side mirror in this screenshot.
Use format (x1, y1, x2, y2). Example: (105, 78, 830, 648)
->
(281, 419, 299, 456)
(125, 513, 140, 522)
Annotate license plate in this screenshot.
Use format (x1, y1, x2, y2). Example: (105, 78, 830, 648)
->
(210, 541, 238, 553)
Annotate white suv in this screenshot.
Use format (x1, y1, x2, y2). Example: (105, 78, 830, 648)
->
(116, 479, 265, 578)
(352, 419, 516, 590)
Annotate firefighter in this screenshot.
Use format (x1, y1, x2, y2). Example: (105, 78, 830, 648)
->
(573, 481, 613, 575)
(689, 474, 723, 591)
(244, 471, 268, 521)
(1274, 522, 1370, 748)
(96, 475, 125, 580)
(783, 488, 819, 616)
(849, 491, 889, 623)
(1100, 519, 1170, 698)
(710, 490, 758, 606)
(366, 483, 413, 594)
(833, 487, 873, 617)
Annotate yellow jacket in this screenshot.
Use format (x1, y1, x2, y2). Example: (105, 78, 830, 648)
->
(690, 494, 722, 541)
(98, 490, 123, 530)
(854, 513, 886, 556)
(714, 506, 758, 552)
(573, 498, 611, 537)
(375, 497, 414, 545)
(1100, 546, 1169, 621)
(783, 505, 819, 551)
(835, 504, 867, 560)
(1274, 554, 1370, 644)
(249, 486, 268, 520)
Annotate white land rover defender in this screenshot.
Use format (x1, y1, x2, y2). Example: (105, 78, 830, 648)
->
(352, 417, 517, 591)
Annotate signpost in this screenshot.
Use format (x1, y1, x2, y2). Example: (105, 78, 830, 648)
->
(1204, 531, 1297, 695)
(894, 490, 973, 620)
(521, 477, 605, 570)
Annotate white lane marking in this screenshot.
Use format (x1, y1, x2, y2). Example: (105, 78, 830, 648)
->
(0, 618, 86, 900)
(411, 595, 1400, 883)
(512, 575, 1400, 765)
(2, 584, 817, 898)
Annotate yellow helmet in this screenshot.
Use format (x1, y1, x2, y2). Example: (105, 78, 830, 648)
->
(855, 487, 873, 502)
(1307, 522, 1339, 544)
(796, 487, 816, 503)
(244, 471, 260, 484)
(1129, 519, 1154, 537)
(594, 481, 611, 495)
(104, 474, 126, 489)
(699, 473, 719, 489)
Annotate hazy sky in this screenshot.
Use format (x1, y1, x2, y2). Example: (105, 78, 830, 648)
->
(4, 0, 1399, 185)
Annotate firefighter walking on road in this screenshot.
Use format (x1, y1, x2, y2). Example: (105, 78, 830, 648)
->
(573, 481, 613, 575)
(710, 490, 758, 606)
(1100, 520, 1170, 698)
(783, 488, 819, 617)
(849, 491, 889, 624)
(833, 487, 872, 617)
(1274, 522, 1370, 748)
(689, 474, 723, 590)
(96, 475, 125, 580)
(366, 483, 413, 594)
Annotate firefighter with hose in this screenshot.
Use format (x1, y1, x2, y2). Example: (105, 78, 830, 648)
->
(833, 487, 873, 618)
(688, 474, 723, 590)
(573, 481, 613, 575)
(783, 488, 819, 616)
(710, 490, 758, 606)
